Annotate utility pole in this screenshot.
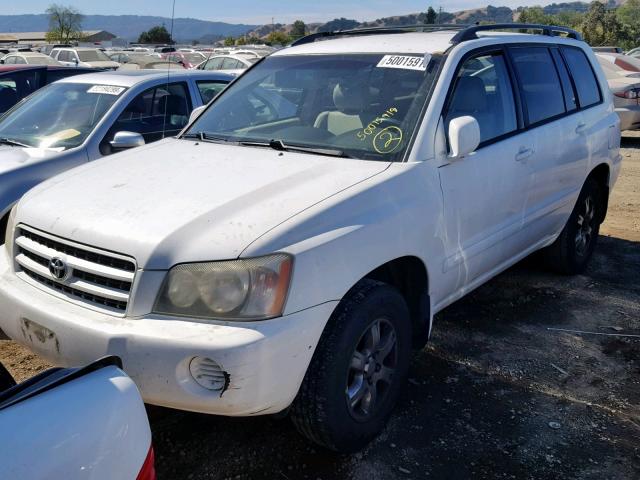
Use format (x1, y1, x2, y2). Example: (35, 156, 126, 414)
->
(272, 17, 275, 34)
(438, 6, 442, 24)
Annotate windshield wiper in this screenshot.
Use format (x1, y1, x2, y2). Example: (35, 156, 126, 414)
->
(181, 132, 234, 144)
(0, 138, 31, 148)
(240, 139, 350, 158)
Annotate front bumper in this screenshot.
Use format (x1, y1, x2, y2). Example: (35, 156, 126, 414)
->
(0, 252, 336, 416)
(616, 105, 640, 131)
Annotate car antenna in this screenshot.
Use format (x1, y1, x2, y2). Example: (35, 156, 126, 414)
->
(162, 0, 177, 140)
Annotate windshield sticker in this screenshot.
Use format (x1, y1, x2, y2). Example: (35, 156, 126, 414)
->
(373, 126, 403, 154)
(377, 55, 428, 71)
(87, 85, 125, 96)
(356, 107, 398, 141)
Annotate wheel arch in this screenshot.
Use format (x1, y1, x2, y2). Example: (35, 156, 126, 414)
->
(353, 255, 431, 348)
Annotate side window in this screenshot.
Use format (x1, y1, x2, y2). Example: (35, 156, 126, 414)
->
(103, 82, 192, 153)
(509, 47, 566, 126)
(445, 52, 517, 144)
(561, 47, 601, 109)
(222, 58, 239, 70)
(550, 49, 577, 112)
(15, 56, 27, 65)
(4, 56, 15, 64)
(206, 58, 223, 70)
(58, 51, 69, 62)
(197, 80, 228, 104)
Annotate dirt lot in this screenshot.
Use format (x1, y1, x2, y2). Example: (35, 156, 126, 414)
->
(2, 134, 639, 479)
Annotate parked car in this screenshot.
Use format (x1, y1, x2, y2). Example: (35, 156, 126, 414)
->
(0, 357, 155, 479)
(0, 69, 233, 228)
(596, 52, 640, 73)
(0, 24, 621, 452)
(39, 43, 72, 55)
(50, 47, 120, 70)
(0, 64, 100, 113)
(626, 46, 640, 57)
(592, 46, 624, 54)
(196, 54, 258, 73)
(596, 54, 640, 79)
(110, 52, 185, 70)
(161, 51, 207, 69)
(598, 59, 640, 131)
(0, 52, 63, 66)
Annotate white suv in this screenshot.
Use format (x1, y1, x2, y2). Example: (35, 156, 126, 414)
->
(0, 24, 622, 451)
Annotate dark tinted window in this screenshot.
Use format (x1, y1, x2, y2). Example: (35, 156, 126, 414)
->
(561, 47, 601, 108)
(445, 53, 517, 143)
(510, 47, 566, 125)
(550, 49, 577, 112)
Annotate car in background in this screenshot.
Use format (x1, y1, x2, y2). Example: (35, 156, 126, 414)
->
(50, 47, 120, 70)
(230, 49, 261, 58)
(110, 52, 185, 70)
(0, 69, 233, 226)
(39, 43, 72, 55)
(0, 52, 63, 66)
(0, 357, 155, 479)
(596, 52, 640, 73)
(596, 54, 640, 79)
(196, 54, 259, 73)
(161, 51, 207, 69)
(0, 64, 100, 113)
(597, 58, 640, 131)
(154, 46, 176, 54)
(592, 46, 624, 54)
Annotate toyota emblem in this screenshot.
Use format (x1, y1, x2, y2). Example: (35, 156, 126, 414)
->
(48, 257, 67, 280)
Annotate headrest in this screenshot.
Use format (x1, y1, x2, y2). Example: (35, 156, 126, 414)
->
(158, 94, 188, 115)
(333, 82, 369, 115)
(449, 76, 487, 113)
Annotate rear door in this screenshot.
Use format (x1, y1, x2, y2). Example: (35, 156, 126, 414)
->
(506, 45, 589, 242)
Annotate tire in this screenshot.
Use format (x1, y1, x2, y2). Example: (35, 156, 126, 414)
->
(291, 279, 411, 452)
(543, 178, 604, 275)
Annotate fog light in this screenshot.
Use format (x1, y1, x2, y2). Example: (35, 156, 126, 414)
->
(189, 357, 228, 391)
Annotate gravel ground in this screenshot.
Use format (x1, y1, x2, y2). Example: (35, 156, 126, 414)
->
(1, 134, 639, 479)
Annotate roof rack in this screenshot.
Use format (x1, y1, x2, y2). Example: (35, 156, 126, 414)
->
(291, 24, 468, 47)
(451, 23, 582, 43)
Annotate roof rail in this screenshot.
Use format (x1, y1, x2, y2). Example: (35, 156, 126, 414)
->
(451, 23, 582, 44)
(291, 24, 468, 47)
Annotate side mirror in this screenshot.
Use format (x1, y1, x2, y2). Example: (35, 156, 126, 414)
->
(189, 105, 206, 124)
(109, 131, 145, 150)
(447, 116, 480, 159)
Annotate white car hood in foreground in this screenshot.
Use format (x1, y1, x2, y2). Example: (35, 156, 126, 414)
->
(17, 139, 389, 269)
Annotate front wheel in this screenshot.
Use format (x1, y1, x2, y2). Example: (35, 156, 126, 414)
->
(291, 279, 412, 452)
(543, 178, 604, 275)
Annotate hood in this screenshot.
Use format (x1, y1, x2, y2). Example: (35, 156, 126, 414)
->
(0, 145, 62, 176)
(85, 61, 120, 68)
(17, 139, 389, 269)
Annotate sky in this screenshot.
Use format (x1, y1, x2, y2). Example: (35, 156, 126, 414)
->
(5, 0, 558, 24)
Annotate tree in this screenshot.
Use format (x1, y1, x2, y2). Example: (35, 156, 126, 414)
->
(581, 1, 624, 47)
(45, 4, 83, 44)
(236, 36, 247, 46)
(266, 30, 291, 46)
(224, 36, 235, 47)
(425, 7, 437, 24)
(317, 18, 359, 33)
(291, 20, 307, 39)
(517, 6, 555, 25)
(138, 25, 173, 44)
(617, 0, 640, 47)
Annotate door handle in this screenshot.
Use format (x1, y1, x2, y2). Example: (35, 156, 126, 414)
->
(515, 147, 534, 162)
(575, 122, 587, 134)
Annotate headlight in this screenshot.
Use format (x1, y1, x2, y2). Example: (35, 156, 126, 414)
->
(4, 206, 17, 260)
(153, 254, 293, 321)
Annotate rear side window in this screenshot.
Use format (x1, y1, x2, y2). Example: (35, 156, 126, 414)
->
(510, 47, 566, 125)
(550, 49, 577, 112)
(561, 47, 601, 108)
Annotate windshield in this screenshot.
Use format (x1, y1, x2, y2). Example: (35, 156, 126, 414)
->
(27, 55, 60, 65)
(187, 53, 440, 161)
(78, 50, 111, 62)
(0, 82, 124, 149)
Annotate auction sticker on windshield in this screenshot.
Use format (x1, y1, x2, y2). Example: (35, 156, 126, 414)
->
(87, 85, 125, 95)
(377, 55, 428, 71)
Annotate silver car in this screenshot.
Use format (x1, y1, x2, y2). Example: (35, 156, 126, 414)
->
(0, 69, 234, 235)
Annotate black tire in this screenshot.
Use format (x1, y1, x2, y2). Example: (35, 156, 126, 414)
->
(543, 178, 604, 275)
(291, 279, 411, 452)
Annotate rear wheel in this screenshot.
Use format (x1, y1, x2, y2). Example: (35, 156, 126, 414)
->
(543, 178, 604, 274)
(291, 279, 411, 452)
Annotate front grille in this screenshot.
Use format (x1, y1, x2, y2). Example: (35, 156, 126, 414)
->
(14, 226, 136, 315)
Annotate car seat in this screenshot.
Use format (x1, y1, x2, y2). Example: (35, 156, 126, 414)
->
(314, 82, 370, 136)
